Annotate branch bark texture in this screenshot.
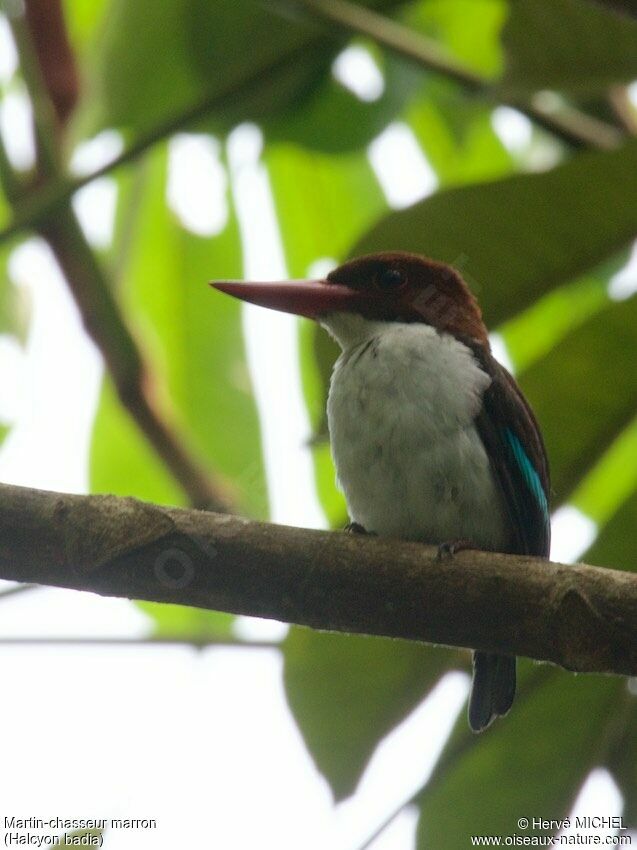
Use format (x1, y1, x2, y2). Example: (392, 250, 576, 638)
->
(1, 483, 635, 676)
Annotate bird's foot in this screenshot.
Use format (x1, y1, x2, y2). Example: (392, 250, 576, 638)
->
(437, 539, 475, 560)
(344, 522, 377, 536)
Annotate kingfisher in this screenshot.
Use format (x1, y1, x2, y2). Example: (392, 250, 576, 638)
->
(211, 251, 550, 731)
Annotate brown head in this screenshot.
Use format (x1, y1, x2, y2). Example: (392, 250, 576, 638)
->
(211, 251, 489, 347)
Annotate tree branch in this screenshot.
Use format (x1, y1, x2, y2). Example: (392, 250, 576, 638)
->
(22, 0, 79, 127)
(1, 482, 635, 676)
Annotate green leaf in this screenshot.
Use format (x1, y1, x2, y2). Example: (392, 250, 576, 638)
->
(311, 439, 348, 527)
(501, 273, 611, 374)
(406, 90, 514, 188)
(0, 184, 10, 225)
(84, 0, 409, 150)
(518, 293, 637, 505)
(284, 627, 466, 800)
(416, 668, 625, 849)
(92, 145, 268, 518)
(83, 0, 201, 134)
(499, 0, 637, 96)
(0, 258, 11, 336)
(298, 322, 346, 526)
(0, 240, 28, 339)
(91, 379, 185, 505)
(265, 46, 423, 154)
(572, 417, 637, 530)
(354, 140, 637, 328)
(266, 142, 387, 277)
(62, 0, 109, 56)
(403, 0, 507, 78)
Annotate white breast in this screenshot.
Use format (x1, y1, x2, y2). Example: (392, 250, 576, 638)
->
(323, 314, 509, 549)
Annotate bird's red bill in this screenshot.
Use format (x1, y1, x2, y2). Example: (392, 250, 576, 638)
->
(210, 279, 364, 320)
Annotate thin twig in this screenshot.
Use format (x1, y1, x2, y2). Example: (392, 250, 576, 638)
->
(0, 483, 635, 676)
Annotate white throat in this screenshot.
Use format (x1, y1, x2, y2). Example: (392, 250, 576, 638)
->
(320, 312, 388, 350)
(321, 312, 509, 548)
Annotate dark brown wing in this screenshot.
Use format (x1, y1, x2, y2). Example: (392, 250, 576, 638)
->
(472, 347, 550, 558)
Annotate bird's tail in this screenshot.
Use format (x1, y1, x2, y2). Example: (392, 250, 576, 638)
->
(468, 652, 516, 732)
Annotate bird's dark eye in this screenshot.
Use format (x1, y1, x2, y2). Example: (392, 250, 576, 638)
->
(376, 268, 404, 291)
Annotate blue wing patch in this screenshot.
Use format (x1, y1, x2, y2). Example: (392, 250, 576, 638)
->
(505, 428, 549, 520)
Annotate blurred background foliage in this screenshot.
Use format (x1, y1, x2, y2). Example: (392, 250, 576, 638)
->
(0, 0, 636, 844)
